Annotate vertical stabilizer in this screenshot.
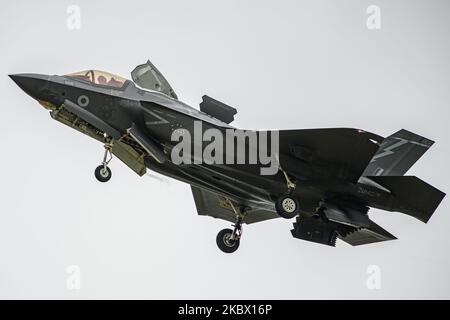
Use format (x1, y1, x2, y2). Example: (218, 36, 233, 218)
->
(362, 129, 434, 176)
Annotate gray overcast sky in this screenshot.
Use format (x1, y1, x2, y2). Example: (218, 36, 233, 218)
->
(0, 0, 449, 299)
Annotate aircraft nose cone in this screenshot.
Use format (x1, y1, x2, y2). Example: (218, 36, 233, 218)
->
(9, 74, 28, 90)
(9, 73, 50, 100)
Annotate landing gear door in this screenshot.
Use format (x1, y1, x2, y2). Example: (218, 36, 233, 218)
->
(131, 60, 178, 99)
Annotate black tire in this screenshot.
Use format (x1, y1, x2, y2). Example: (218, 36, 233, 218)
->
(275, 194, 299, 219)
(216, 228, 240, 253)
(95, 165, 112, 182)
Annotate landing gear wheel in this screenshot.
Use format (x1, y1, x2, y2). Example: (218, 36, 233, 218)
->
(95, 140, 114, 183)
(275, 194, 299, 219)
(216, 228, 240, 253)
(95, 165, 112, 182)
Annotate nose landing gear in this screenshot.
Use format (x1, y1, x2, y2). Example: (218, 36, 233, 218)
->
(216, 200, 245, 254)
(95, 141, 113, 182)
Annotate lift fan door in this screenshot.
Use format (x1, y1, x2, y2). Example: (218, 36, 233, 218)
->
(131, 60, 178, 99)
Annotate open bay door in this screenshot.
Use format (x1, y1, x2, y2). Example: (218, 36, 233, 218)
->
(131, 60, 178, 99)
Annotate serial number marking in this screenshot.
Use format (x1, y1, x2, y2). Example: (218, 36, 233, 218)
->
(357, 187, 381, 197)
(222, 304, 272, 316)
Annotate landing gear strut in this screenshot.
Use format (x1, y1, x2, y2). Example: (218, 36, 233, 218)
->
(275, 170, 299, 219)
(216, 200, 245, 254)
(95, 141, 113, 183)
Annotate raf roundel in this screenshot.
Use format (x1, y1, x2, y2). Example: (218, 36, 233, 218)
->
(77, 95, 89, 107)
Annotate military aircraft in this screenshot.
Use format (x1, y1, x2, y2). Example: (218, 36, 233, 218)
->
(10, 60, 445, 253)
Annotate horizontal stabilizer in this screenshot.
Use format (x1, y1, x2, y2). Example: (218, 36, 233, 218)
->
(338, 221, 397, 246)
(363, 129, 434, 176)
(322, 202, 372, 228)
(323, 203, 397, 245)
(368, 176, 445, 223)
(292, 207, 396, 247)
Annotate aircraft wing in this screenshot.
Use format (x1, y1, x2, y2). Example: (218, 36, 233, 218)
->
(279, 128, 383, 182)
(191, 186, 278, 224)
(131, 60, 178, 99)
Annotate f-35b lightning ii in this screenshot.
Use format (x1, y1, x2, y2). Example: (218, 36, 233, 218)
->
(10, 60, 445, 253)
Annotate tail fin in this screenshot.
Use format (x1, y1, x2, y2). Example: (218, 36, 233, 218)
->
(368, 176, 445, 223)
(362, 129, 434, 176)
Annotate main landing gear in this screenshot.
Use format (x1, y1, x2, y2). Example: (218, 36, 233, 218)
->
(216, 200, 245, 254)
(275, 170, 300, 219)
(95, 141, 113, 183)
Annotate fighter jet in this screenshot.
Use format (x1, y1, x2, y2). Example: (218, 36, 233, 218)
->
(10, 60, 445, 253)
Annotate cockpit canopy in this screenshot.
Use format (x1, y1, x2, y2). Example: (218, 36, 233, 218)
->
(67, 70, 127, 88)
